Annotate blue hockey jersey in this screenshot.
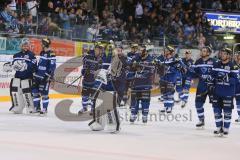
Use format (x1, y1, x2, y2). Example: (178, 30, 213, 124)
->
(34, 50, 56, 80)
(127, 54, 155, 90)
(12, 50, 37, 80)
(81, 51, 112, 87)
(211, 61, 238, 97)
(191, 57, 216, 93)
(156, 55, 186, 84)
(182, 58, 194, 78)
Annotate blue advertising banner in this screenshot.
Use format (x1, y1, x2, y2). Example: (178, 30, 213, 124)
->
(0, 37, 23, 55)
(205, 12, 240, 34)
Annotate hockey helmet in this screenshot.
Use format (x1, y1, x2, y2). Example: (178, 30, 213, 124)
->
(202, 46, 212, 54)
(21, 39, 30, 46)
(165, 45, 175, 53)
(221, 48, 232, 55)
(42, 38, 51, 48)
(95, 42, 104, 49)
(131, 43, 138, 48)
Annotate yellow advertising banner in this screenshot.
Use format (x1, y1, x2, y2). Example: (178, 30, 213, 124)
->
(75, 41, 94, 57)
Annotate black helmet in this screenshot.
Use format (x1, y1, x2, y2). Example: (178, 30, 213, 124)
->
(42, 38, 51, 48)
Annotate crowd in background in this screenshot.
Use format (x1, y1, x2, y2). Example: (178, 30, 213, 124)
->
(0, 0, 240, 50)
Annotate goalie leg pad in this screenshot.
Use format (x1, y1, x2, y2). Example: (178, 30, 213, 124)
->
(21, 79, 34, 113)
(88, 109, 105, 131)
(10, 78, 25, 114)
(105, 92, 120, 133)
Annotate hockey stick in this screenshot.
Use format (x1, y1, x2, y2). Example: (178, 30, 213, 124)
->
(67, 75, 83, 88)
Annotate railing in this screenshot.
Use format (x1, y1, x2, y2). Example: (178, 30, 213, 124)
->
(0, 9, 224, 52)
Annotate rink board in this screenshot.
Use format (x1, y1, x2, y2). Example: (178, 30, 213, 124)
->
(0, 55, 197, 102)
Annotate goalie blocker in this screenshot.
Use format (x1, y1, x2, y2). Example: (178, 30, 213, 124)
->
(10, 78, 34, 114)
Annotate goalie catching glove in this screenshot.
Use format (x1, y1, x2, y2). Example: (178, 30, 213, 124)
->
(12, 60, 28, 71)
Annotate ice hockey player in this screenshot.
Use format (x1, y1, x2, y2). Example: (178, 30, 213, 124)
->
(179, 50, 194, 108)
(128, 45, 155, 123)
(32, 38, 56, 115)
(192, 46, 215, 128)
(6, 40, 37, 114)
(155, 45, 186, 113)
(233, 51, 240, 123)
(78, 43, 105, 114)
(124, 43, 139, 105)
(209, 48, 238, 136)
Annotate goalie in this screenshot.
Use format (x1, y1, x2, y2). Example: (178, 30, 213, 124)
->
(82, 42, 121, 133)
(3, 40, 37, 114)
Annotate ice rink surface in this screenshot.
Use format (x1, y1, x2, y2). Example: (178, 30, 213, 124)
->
(0, 94, 239, 160)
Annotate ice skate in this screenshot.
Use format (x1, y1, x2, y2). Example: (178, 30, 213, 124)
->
(78, 107, 88, 115)
(160, 107, 166, 113)
(158, 96, 164, 102)
(196, 120, 205, 129)
(181, 101, 187, 108)
(235, 117, 240, 123)
(214, 127, 223, 137)
(166, 107, 172, 114)
(142, 115, 148, 124)
(39, 108, 48, 116)
(130, 114, 137, 123)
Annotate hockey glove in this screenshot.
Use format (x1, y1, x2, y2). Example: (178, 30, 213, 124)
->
(12, 60, 27, 71)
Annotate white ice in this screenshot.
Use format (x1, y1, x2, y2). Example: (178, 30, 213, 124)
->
(0, 94, 239, 160)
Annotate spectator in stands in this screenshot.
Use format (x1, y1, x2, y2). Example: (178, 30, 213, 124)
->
(135, 1, 143, 24)
(75, 9, 86, 25)
(224, 0, 235, 12)
(26, 0, 38, 22)
(9, 0, 17, 11)
(211, 0, 223, 10)
(233, 0, 240, 11)
(114, 4, 124, 20)
(0, 0, 19, 33)
(86, 23, 99, 41)
(197, 33, 206, 49)
(59, 8, 70, 30)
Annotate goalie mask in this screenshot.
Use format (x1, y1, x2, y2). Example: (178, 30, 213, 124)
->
(21, 40, 30, 52)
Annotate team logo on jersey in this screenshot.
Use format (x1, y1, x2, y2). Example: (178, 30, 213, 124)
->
(225, 66, 230, 71)
(201, 68, 208, 74)
(24, 55, 29, 59)
(218, 72, 226, 77)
